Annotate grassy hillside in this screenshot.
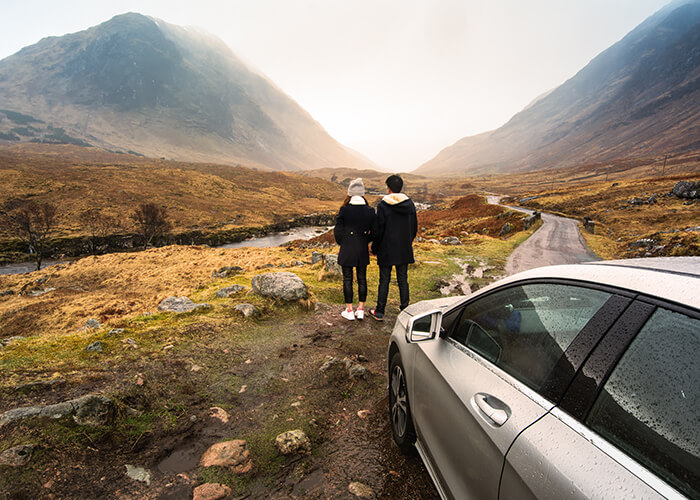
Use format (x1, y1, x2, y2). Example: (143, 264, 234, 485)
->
(0, 143, 345, 243)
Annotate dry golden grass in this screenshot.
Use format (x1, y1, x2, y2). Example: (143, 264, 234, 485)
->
(0, 143, 345, 241)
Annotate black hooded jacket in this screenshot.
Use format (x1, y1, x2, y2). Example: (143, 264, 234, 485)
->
(371, 193, 417, 266)
(334, 198, 376, 267)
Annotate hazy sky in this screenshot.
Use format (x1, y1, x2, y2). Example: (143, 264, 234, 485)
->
(1, 0, 670, 171)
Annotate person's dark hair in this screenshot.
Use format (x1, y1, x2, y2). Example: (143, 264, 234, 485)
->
(342, 195, 368, 207)
(386, 174, 403, 193)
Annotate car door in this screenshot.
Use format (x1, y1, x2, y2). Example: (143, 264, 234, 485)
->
(410, 282, 617, 499)
(501, 299, 700, 499)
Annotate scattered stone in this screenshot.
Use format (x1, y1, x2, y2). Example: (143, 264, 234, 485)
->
(84, 318, 101, 330)
(158, 296, 211, 313)
(125, 464, 151, 485)
(348, 363, 369, 380)
(0, 394, 115, 428)
(357, 410, 370, 419)
(251, 272, 309, 301)
(211, 266, 244, 279)
(628, 238, 656, 249)
(274, 429, 311, 455)
(319, 356, 370, 381)
(108, 328, 125, 336)
(0, 289, 14, 297)
(323, 254, 342, 275)
(0, 444, 36, 466)
(216, 285, 246, 298)
(86, 341, 103, 353)
(292, 261, 305, 267)
(427, 238, 440, 244)
(209, 407, 230, 424)
(233, 303, 259, 318)
(499, 222, 514, 236)
(348, 481, 376, 498)
(671, 180, 699, 199)
(122, 338, 138, 349)
(440, 236, 461, 245)
(193, 483, 232, 500)
(30, 287, 56, 297)
(200, 440, 253, 474)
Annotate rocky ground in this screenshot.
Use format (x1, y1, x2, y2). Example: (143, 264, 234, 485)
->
(0, 223, 527, 499)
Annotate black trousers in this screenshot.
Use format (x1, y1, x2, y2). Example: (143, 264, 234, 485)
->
(342, 265, 368, 303)
(376, 263, 409, 314)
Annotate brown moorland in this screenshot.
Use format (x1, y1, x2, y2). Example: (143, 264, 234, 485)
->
(0, 143, 346, 243)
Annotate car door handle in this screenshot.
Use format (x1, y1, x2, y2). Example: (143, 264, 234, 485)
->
(474, 393, 510, 427)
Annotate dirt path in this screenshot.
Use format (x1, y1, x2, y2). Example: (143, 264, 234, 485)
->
(486, 195, 599, 275)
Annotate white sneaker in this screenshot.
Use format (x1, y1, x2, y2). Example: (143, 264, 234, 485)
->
(355, 309, 365, 320)
(341, 309, 355, 321)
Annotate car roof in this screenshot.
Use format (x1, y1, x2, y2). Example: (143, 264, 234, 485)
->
(497, 257, 700, 310)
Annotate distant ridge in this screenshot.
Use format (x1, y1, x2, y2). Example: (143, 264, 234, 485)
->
(0, 13, 377, 171)
(416, 0, 700, 176)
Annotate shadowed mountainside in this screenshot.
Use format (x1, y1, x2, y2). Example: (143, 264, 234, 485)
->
(0, 13, 376, 172)
(417, 0, 700, 176)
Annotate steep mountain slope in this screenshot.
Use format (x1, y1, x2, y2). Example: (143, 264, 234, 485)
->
(417, 0, 700, 176)
(0, 13, 374, 171)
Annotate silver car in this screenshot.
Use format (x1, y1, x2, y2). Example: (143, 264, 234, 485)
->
(387, 257, 699, 499)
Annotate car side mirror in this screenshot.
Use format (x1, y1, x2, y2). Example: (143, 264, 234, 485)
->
(407, 310, 443, 343)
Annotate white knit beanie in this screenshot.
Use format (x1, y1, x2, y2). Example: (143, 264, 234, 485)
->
(347, 178, 365, 197)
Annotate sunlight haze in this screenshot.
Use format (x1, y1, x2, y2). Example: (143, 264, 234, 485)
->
(1, 0, 670, 171)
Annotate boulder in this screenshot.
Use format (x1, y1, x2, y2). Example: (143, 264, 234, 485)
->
(440, 236, 461, 245)
(233, 303, 259, 318)
(671, 180, 699, 199)
(86, 341, 103, 353)
(158, 296, 211, 313)
(274, 429, 311, 455)
(0, 394, 115, 427)
(216, 285, 246, 298)
(200, 440, 253, 474)
(499, 223, 514, 236)
(0, 444, 35, 466)
(348, 481, 376, 498)
(251, 272, 309, 301)
(212, 266, 244, 279)
(323, 254, 342, 275)
(193, 483, 232, 500)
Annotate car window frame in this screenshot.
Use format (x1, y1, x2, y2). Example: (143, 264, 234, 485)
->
(441, 277, 635, 403)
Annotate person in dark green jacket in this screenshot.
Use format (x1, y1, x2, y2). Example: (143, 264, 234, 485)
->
(368, 175, 417, 321)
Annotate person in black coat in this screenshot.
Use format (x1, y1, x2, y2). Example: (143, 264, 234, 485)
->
(334, 178, 376, 321)
(368, 174, 417, 320)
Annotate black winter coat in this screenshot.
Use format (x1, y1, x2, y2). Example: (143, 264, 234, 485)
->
(334, 201, 376, 267)
(371, 195, 417, 266)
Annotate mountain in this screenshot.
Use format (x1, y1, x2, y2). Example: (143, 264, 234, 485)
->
(416, 0, 700, 176)
(0, 13, 375, 171)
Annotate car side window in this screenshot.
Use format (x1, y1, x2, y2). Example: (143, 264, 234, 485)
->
(450, 283, 611, 392)
(586, 307, 700, 498)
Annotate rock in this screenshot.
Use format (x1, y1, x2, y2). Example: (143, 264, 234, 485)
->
(86, 341, 103, 353)
(84, 318, 101, 330)
(348, 363, 369, 380)
(212, 266, 244, 279)
(319, 357, 369, 381)
(323, 254, 342, 275)
(199, 440, 253, 474)
(158, 296, 211, 313)
(30, 287, 55, 297)
(292, 261, 305, 267)
(108, 328, 125, 336)
(348, 481, 376, 498)
(0, 394, 115, 427)
(427, 238, 440, 244)
(209, 407, 230, 424)
(628, 238, 656, 249)
(193, 483, 232, 500)
(499, 222, 514, 236)
(274, 429, 311, 455)
(251, 272, 309, 301)
(671, 180, 700, 199)
(0, 444, 36, 466)
(72, 395, 116, 426)
(216, 285, 246, 298)
(233, 303, 259, 318)
(125, 464, 151, 485)
(0, 336, 25, 347)
(440, 236, 461, 245)
(0, 289, 15, 297)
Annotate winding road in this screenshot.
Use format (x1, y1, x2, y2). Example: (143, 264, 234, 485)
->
(486, 195, 599, 275)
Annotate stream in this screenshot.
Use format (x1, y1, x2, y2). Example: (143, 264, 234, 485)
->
(0, 225, 332, 275)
